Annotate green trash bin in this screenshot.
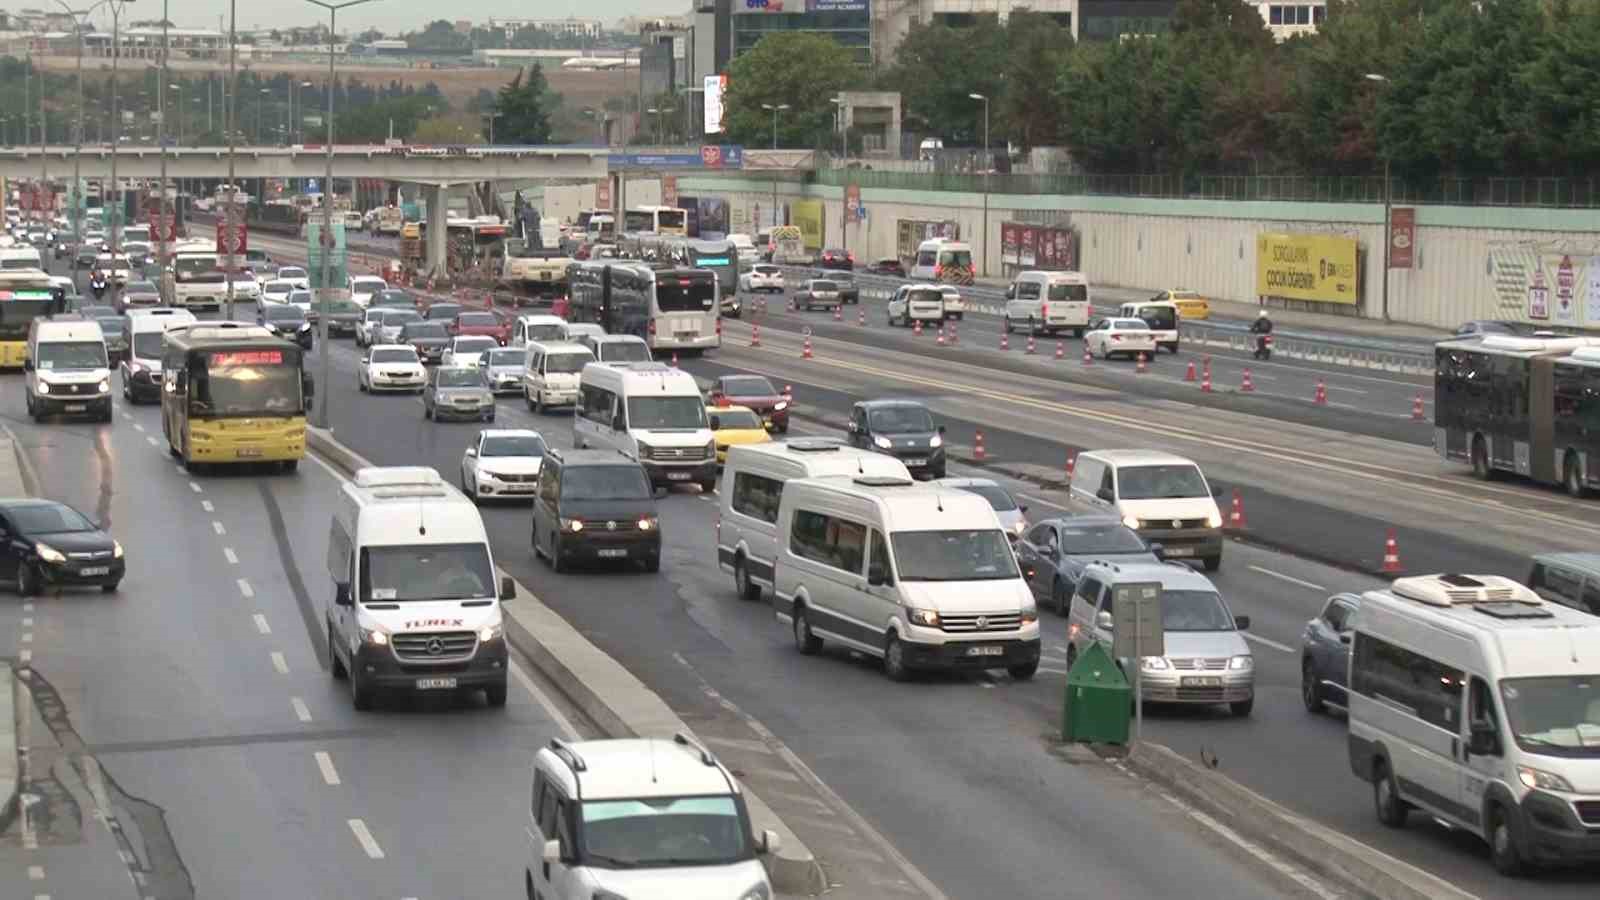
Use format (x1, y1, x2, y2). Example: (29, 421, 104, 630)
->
(1062, 641, 1131, 744)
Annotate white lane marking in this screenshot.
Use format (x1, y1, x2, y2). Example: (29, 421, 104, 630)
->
(201, 500, 214, 512)
(18, 649, 31, 665)
(33, 894, 50, 900)
(189, 481, 203, 493)
(252, 613, 271, 634)
(22, 602, 32, 611)
(270, 651, 289, 674)
(314, 751, 341, 786)
(223, 547, 239, 565)
(1246, 565, 1326, 592)
(145, 436, 159, 446)
(1016, 492, 1070, 511)
(120, 413, 132, 422)
(212, 520, 226, 535)
(1242, 632, 1296, 654)
(22, 617, 32, 627)
(1325, 383, 1368, 395)
(1039, 665, 1068, 675)
(21, 632, 32, 643)
(510, 660, 578, 740)
(238, 578, 255, 598)
(291, 697, 313, 722)
(28, 865, 43, 880)
(132, 423, 145, 433)
(347, 819, 385, 859)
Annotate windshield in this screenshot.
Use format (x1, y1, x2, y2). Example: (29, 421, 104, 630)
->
(452, 337, 496, 354)
(288, 292, 312, 305)
(37, 341, 108, 369)
(954, 484, 1016, 511)
(193, 350, 302, 416)
(628, 396, 706, 430)
(352, 280, 385, 293)
(939, 249, 972, 268)
(1117, 464, 1209, 500)
(485, 349, 523, 367)
(458, 313, 499, 327)
(127, 281, 158, 294)
(266, 307, 304, 323)
(278, 267, 306, 279)
(360, 543, 495, 602)
(374, 290, 412, 306)
(482, 434, 546, 457)
(384, 311, 423, 326)
(711, 408, 762, 430)
(11, 503, 95, 535)
(868, 406, 934, 434)
(754, 265, 779, 275)
(371, 348, 417, 363)
(811, 281, 838, 292)
(1135, 306, 1176, 329)
(600, 341, 651, 363)
(528, 323, 566, 342)
(579, 795, 751, 869)
(436, 369, 482, 388)
(132, 332, 164, 359)
(1500, 677, 1600, 756)
(265, 282, 292, 295)
(404, 323, 447, 340)
(544, 352, 591, 374)
(1059, 522, 1147, 554)
(1160, 590, 1235, 632)
(561, 465, 652, 500)
(427, 305, 462, 320)
(174, 257, 219, 280)
(907, 289, 943, 306)
(721, 376, 776, 396)
(891, 530, 1019, 582)
(655, 279, 716, 313)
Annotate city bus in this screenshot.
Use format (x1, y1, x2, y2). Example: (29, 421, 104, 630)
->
(623, 205, 687, 236)
(1434, 334, 1600, 490)
(161, 323, 311, 473)
(168, 250, 226, 310)
(0, 271, 69, 368)
(246, 200, 303, 238)
(569, 261, 720, 354)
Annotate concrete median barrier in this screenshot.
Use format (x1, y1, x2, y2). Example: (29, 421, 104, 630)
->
(0, 665, 15, 833)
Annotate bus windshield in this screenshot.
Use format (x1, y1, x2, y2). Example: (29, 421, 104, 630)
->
(0, 298, 59, 339)
(655, 279, 716, 313)
(192, 349, 302, 417)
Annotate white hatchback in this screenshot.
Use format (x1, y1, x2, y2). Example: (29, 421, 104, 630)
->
(442, 335, 498, 368)
(740, 263, 784, 293)
(1084, 317, 1158, 360)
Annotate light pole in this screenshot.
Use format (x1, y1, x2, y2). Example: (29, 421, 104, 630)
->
(305, 0, 380, 430)
(1366, 72, 1392, 322)
(969, 92, 990, 278)
(156, 2, 170, 279)
(223, 0, 239, 320)
(483, 110, 502, 145)
(256, 87, 269, 144)
(761, 103, 788, 230)
(106, 0, 130, 250)
(170, 82, 183, 145)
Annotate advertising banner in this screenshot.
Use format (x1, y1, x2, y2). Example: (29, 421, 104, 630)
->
(845, 183, 860, 215)
(1001, 223, 1020, 266)
(809, 0, 869, 9)
(1255, 232, 1360, 305)
(661, 175, 678, 209)
(792, 199, 825, 251)
(697, 197, 729, 239)
(704, 75, 726, 135)
(595, 179, 612, 211)
(1389, 207, 1415, 269)
(733, 0, 803, 13)
(1489, 245, 1600, 328)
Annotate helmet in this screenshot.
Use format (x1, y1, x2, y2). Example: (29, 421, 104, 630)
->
(1257, 309, 1269, 319)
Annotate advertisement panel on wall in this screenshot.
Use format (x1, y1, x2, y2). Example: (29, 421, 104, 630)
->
(792, 199, 825, 251)
(1255, 232, 1360, 305)
(698, 197, 729, 239)
(1389, 207, 1415, 269)
(1488, 246, 1600, 326)
(1001, 221, 1077, 275)
(809, 0, 870, 9)
(732, 0, 804, 13)
(704, 75, 726, 135)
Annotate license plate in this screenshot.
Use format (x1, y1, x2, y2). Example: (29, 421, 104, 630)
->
(416, 677, 457, 690)
(237, 448, 262, 458)
(65, 403, 86, 412)
(1183, 677, 1222, 687)
(675, 331, 697, 339)
(80, 566, 109, 576)
(904, 457, 927, 466)
(597, 548, 628, 558)
(1163, 546, 1194, 557)
(966, 645, 1005, 657)
(667, 471, 691, 481)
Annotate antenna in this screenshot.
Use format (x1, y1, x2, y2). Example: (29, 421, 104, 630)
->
(649, 739, 659, 784)
(417, 493, 427, 536)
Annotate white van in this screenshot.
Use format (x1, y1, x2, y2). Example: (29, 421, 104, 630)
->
(120, 308, 197, 404)
(1067, 449, 1224, 571)
(1118, 300, 1180, 354)
(573, 362, 716, 491)
(718, 440, 912, 602)
(1348, 573, 1600, 876)
(325, 466, 515, 710)
(773, 474, 1041, 681)
(25, 317, 112, 421)
(1004, 270, 1091, 337)
(511, 314, 569, 348)
(909, 239, 974, 283)
(585, 334, 652, 365)
(0, 246, 43, 271)
(522, 340, 594, 413)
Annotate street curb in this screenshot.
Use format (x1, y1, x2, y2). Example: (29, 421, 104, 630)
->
(0, 664, 15, 835)
(305, 428, 827, 896)
(1125, 742, 1479, 900)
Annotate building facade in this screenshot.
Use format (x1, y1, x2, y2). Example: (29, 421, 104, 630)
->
(1254, 1, 1326, 39)
(487, 17, 605, 40)
(732, 0, 872, 65)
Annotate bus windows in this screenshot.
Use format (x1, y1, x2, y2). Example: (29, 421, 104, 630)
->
(656, 277, 716, 312)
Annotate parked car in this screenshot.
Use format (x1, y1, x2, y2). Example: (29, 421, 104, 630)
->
(1300, 592, 1360, 713)
(1015, 515, 1159, 613)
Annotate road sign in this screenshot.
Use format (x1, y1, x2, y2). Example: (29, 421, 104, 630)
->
(845, 183, 860, 213)
(216, 220, 248, 256)
(596, 179, 612, 211)
(1111, 581, 1164, 659)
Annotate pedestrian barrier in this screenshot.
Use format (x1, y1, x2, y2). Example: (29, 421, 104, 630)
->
(1026, 336, 1037, 355)
(1082, 346, 1092, 366)
(1136, 353, 1148, 374)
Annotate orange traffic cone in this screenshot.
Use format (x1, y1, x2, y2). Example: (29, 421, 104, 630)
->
(783, 385, 793, 407)
(1082, 346, 1093, 366)
(1065, 452, 1077, 481)
(1241, 368, 1255, 392)
(1227, 488, 1247, 530)
(1026, 335, 1037, 355)
(1184, 360, 1197, 382)
(1381, 528, 1402, 574)
(913, 319, 923, 336)
(1000, 332, 1010, 351)
(1201, 367, 1213, 393)
(974, 429, 987, 461)
(833, 306, 842, 322)
(802, 337, 813, 360)
(1314, 381, 1328, 405)
(949, 323, 959, 345)
(1412, 394, 1425, 421)
(670, 352, 679, 368)
(936, 326, 946, 346)
(1054, 341, 1065, 360)
(750, 324, 761, 347)
(1136, 353, 1148, 374)
(857, 309, 866, 327)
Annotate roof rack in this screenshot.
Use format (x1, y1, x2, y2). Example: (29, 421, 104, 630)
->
(673, 732, 718, 767)
(549, 738, 587, 775)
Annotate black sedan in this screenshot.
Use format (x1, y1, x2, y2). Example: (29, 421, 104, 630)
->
(1015, 515, 1159, 613)
(0, 498, 124, 594)
(866, 257, 906, 277)
(74, 247, 99, 270)
(1301, 592, 1359, 714)
(399, 321, 451, 364)
(259, 304, 315, 349)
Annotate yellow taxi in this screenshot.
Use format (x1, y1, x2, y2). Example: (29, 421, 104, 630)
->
(1154, 289, 1210, 320)
(707, 404, 772, 464)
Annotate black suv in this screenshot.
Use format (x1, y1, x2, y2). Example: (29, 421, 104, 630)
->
(846, 399, 947, 479)
(532, 449, 661, 573)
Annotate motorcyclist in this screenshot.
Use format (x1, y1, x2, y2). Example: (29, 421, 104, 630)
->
(1250, 309, 1274, 359)
(89, 268, 108, 300)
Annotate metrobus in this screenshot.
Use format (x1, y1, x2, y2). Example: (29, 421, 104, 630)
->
(1434, 335, 1600, 492)
(569, 262, 720, 353)
(161, 323, 310, 473)
(623, 205, 687, 236)
(246, 200, 303, 237)
(0, 271, 69, 368)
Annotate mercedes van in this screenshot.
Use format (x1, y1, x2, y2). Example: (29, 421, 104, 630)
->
(121, 308, 198, 403)
(25, 317, 112, 421)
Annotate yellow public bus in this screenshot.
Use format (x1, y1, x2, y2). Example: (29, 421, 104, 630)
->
(0, 271, 69, 368)
(160, 323, 310, 473)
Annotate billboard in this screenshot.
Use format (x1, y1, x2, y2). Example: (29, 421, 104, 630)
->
(1389, 207, 1415, 269)
(733, 0, 804, 12)
(704, 74, 726, 135)
(1489, 247, 1600, 326)
(792, 199, 825, 251)
(1255, 232, 1359, 306)
(809, 0, 870, 9)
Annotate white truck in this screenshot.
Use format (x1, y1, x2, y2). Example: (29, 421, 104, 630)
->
(168, 250, 228, 310)
(372, 206, 405, 237)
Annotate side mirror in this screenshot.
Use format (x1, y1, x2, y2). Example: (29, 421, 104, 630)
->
(1096, 610, 1114, 631)
(1469, 721, 1500, 756)
(1148, 541, 1165, 558)
(1004, 285, 1015, 300)
(759, 829, 781, 855)
(1339, 632, 1352, 645)
(500, 576, 516, 601)
(708, 416, 721, 430)
(22, 358, 33, 371)
(334, 582, 352, 606)
(611, 413, 625, 431)
(1234, 615, 1251, 631)
(541, 839, 561, 865)
(1018, 505, 1028, 515)
(1096, 487, 1115, 503)
(937, 425, 946, 435)
(465, 447, 478, 457)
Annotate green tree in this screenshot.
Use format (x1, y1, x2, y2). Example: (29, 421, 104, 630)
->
(493, 65, 555, 145)
(409, 19, 468, 52)
(721, 33, 864, 149)
(999, 12, 1075, 152)
(884, 18, 1006, 144)
(1516, 0, 1600, 172)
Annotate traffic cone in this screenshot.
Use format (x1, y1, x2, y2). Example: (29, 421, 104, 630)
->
(949, 323, 959, 345)
(1136, 353, 1148, 374)
(1184, 360, 1197, 382)
(1227, 488, 1247, 530)
(1203, 356, 1213, 381)
(750, 324, 761, 347)
(1054, 341, 1065, 360)
(1082, 346, 1093, 366)
(857, 309, 866, 327)
(671, 352, 681, 368)
(833, 305, 842, 322)
(913, 319, 923, 337)
(1025, 335, 1037, 355)
(802, 337, 813, 360)
(1241, 368, 1255, 392)
(936, 325, 946, 346)
(1201, 367, 1213, 393)
(1065, 452, 1076, 481)
(1314, 380, 1328, 405)
(1381, 528, 1402, 574)
(1412, 393, 1425, 421)
(1000, 332, 1010, 351)
(974, 429, 987, 461)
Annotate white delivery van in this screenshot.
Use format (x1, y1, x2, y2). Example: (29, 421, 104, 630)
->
(1348, 573, 1600, 876)
(25, 317, 112, 422)
(325, 466, 515, 710)
(522, 340, 594, 413)
(1004, 270, 1092, 337)
(120, 308, 197, 404)
(573, 362, 716, 491)
(1068, 449, 1224, 571)
(718, 439, 912, 603)
(511, 314, 569, 348)
(773, 474, 1041, 681)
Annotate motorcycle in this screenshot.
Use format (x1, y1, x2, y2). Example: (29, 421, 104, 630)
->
(89, 275, 109, 301)
(1253, 333, 1274, 361)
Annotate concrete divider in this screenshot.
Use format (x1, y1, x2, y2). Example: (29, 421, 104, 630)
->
(306, 428, 826, 895)
(1127, 742, 1478, 900)
(0, 665, 15, 833)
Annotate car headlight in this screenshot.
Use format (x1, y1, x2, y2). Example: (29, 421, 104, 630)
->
(360, 626, 389, 646)
(1020, 604, 1038, 625)
(592, 890, 629, 900)
(98, 379, 110, 393)
(1141, 657, 1170, 671)
(906, 607, 940, 627)
(478, 624, 502, 642)
(638, 516, 657, 531)
(35, 542, 66, 563)
(37, 381, 50, 394)
(562, 517, 584, 533)
(774, 400, 788, 411)
(1206, 511, 1223, 528)
(1229, 655, 1253, 671)
(1518, 765, 1575, 792)
(112, 540, 124, 558)
(739, 884, 772, 900)
(930, 433, 943, 448)
(1122, 514, 1141, 529)
(873, 435, 892, 450)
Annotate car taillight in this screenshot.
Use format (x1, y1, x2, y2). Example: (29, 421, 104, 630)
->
(934, 264, 943, 278)
(647, 319, 656, 336)
(1041, 302, 1049, 318)
(715, 318, 722, 337)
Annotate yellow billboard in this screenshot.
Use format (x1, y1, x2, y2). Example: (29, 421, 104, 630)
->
(792, 199, 825, 251)
(1255, 232, 1360, 306)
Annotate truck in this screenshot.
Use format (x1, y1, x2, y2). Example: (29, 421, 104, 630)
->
(769, 225, 809, 265)
(372, 205, 405, 237)
(499, 238, 573, 307)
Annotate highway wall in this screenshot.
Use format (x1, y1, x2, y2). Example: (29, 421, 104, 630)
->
(645, 175, 1600, 330)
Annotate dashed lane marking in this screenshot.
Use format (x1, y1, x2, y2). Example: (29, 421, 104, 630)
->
(189, 481, 203, 493)
(21, 632, 32, 643)
(145, 436, 158, 446)
(238, 578, 255, 598)
(1246, 564, 1326, 592)
(132, 423, 144, 432)
(347, 819, 385, 859)
(201, 500, 214, 512)
(1242, 632, 1296, 654)
(252, 613, 270, 634)
(291, 697, 313, 722)
(314, 751, 341, 786)
(270, 651, 289, 674)
(223, 547, 238, 565)
(22, 617, 32, 627)
(22, 602, 32, 611)
(212, 521, 226, 535)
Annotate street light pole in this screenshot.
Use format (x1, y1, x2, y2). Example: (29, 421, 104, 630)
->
(54, 1, 93, 290)
(1365, 73, 1392, 322)
(157, 0, 169, 279)
(761, 103, 788, 230)
(108, 0, 128, 250)
(970, 92, 989, 278)
(305, 0, 378, 430)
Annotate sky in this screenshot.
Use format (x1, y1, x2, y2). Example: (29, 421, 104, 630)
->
(87, 0, 686, 35)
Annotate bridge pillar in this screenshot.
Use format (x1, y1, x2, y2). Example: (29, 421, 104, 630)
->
(424, 183, 448, 279)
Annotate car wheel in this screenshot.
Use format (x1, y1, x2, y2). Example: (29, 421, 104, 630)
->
(1373, 760, 1409, 828)
(329, 626, 348, 680)
(735, 556, 761, 602)
(643, 554, 661, 574)
(17, 563, 41, 597)
(1489, 805, 1525, 876)
(1101, 342, 1113, 360)
(484, 679, 509, 708)
(1065, 643, 1078, 671)
(1003, 316, 1014, 334)
(1230, 696, 1254, 717)
(358, 377, 368, 392)
(699, 477, 716, 493)
(792, 604, 822, 655)
(1566, 454, 1586, 498)
(1008, 659, 1038, 680)
(1302, 659, 1325, 714)
(1051, 579, 1068, 615)
(350, 663, 375, 711)
(883, 633, 912, 682)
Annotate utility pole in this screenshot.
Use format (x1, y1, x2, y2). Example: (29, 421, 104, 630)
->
(108, 0, 128, 251)
(970, 92, 990, 278)
(224, 0, 238, 320)
(157, 0, 170, 281)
